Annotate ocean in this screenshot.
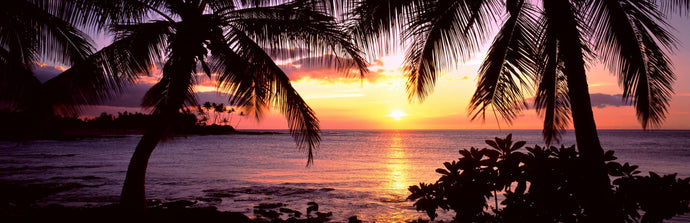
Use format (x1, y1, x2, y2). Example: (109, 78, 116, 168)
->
(1, 130, 689, 222)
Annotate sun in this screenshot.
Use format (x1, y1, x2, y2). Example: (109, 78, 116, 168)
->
(387, 110, 408, 121)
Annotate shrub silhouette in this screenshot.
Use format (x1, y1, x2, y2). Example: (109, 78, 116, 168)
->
(408, 134, 690, 222)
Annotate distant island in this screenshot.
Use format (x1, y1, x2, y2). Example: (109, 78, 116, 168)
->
(0, 108, 277, 141)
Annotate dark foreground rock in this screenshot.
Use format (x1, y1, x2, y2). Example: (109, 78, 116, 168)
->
(2, 205, 253, 223)
(1, 203, 347, 223)
(0, 181, 345, 223)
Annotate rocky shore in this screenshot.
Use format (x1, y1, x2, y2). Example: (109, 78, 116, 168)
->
(0, 182, 363, 223)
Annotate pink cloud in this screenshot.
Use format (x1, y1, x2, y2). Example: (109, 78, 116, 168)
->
(284, 68, 387, 84)
(32, 62, 66, 83)
(277, 55, 389, 84)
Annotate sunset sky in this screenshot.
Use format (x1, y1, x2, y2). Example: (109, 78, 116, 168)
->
(35, 16, 690, 130)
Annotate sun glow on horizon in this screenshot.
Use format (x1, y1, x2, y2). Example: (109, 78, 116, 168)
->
(378, 55, 405, 71)
(387, 110, 408, 121)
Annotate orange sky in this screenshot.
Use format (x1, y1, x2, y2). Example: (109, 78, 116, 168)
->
(235, 54, 690, 130)
(72, 16, 690, 130)
(232, 16, 690, 130)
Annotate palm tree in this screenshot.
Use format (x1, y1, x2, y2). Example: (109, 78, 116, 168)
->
(214, 103, 227, 125)
(346, 0, 681, 221)
(69, 0, 367, 210)
(2, 0, 166, 138)
(9, 0, 364, 210)
(0, 0, 96, 127)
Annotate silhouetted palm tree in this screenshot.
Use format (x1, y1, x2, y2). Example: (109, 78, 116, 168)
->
(214, 103, 226, 125)
(0, 0, 95, 122)
(347, 0, 681, 221)
(62, 0, 367, 210)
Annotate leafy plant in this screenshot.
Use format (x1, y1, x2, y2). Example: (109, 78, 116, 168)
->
(409, 134, 690, 222)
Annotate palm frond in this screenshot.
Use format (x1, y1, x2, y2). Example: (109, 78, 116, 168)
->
(235, 0, 282, 8)
(208, 0, 238, 12)
(314, 0, 357, 19)
(0, 47, 42, 110)
(587, 0, 675, 128)
(538, 0, 592, 144)
(140, 19, 209, 114)
(656, 0, 690, 15)
(1, 1, 41, 67)
(217, 28, 320, 166)
(47, 0, 163, 31)
(109, 20, 172, 74)
(534, 34, 570, 145)
(403, 0, 502, 102)
(224, 0, 368, 76)
(207, 28, 256, 110)
(347, 0, 425, 57)
(469, 0, 539, 124)
(140, 57, 197, 138)
(631, 19, 675, 128)
(141, 72, 197, 114)
(41, 20, 171, 115)
(34, 10, 94, 65)
(236, 0, 349, 17)
(234, 0, 334, 9)
(2, 1, 95, 66)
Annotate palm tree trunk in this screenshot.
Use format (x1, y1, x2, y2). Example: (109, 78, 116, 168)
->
(120, 118, 166, 210)
(546, 0, 621, 221)
(563, 54, 620, 222)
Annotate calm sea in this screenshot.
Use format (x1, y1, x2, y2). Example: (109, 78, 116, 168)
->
(1, 130, 689, 222)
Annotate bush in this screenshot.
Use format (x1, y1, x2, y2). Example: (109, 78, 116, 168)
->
(408, 134, 690, 222)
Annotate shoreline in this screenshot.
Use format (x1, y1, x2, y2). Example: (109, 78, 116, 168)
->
(0, 181, 358, 223)
(1, 203, 275, 223)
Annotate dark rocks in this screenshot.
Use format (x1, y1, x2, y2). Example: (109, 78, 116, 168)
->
(1, 205, 254, 223)
(306, 201, 318, 215)
(279, 207, 302, 218)
(348, 216, 362, 223)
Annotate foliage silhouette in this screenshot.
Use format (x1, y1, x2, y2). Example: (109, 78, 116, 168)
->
(344, 1, 689, 220)
(54, 0, 369, 210)
(0, 109, 238, 140)
(408, 134, 690, 222)
(196, 101, 239, 126)
(0, 0, 107, 142)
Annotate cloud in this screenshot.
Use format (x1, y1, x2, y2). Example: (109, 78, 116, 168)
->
(525, 93, 631, 109)
(304, 93, 365, 100)
(101, 83, 152, 107)
(279, 55, 354, 72)
(445, 76, 471, 81)
(101, 82, 234, 108)
(29, 54, 390, 114)
(278, 55, 387, 83)
(90, 61, 230, 108)
(266, 47, 311, 60)
(32, 63, 65, 83)
(589, 93, 630, 108)
(285, 69, 383, 84)
(195, 91, 233, 104)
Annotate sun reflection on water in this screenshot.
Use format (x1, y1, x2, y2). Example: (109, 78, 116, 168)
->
(375, 131, 419, 222)
(386, 132, 409, 192)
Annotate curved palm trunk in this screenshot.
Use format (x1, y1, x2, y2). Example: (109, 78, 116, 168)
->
(563, 51, 619, 222)
(119, 8, 202, 208)
(545, 0, 620, 221)
(120, 117, 167, 210)
(119, 72, 192, 210)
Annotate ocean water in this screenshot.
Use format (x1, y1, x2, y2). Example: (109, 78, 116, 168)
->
(1, 130, 689, 222)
